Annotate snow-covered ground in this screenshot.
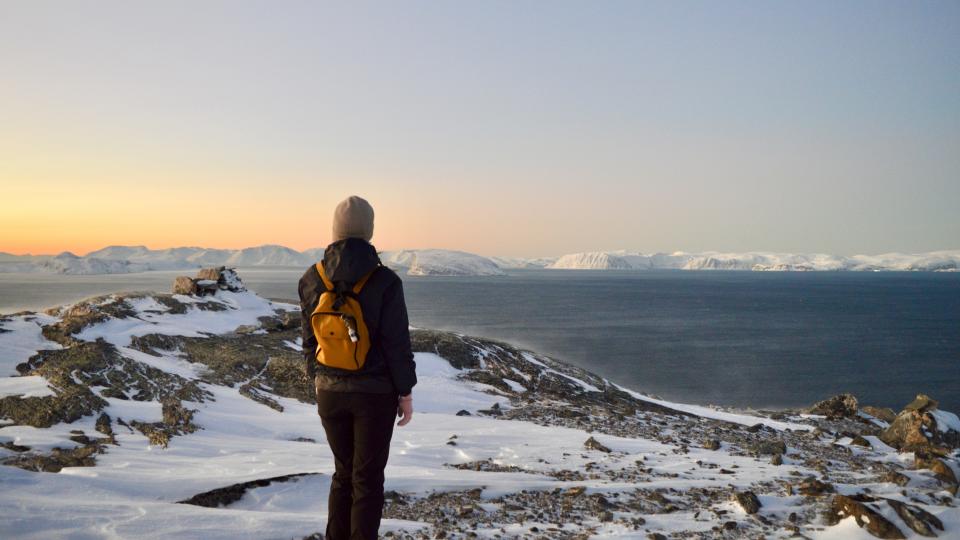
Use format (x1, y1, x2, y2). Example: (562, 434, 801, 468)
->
(0, 284, 957, 539)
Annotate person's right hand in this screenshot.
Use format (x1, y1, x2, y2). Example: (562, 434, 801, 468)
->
(397, 394, 413, 426)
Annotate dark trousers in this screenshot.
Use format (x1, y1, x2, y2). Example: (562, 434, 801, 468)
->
(316, 389, 398, 540)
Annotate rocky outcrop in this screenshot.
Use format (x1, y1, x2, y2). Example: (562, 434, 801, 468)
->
(880, 394, 960, 453)
(178, 473, 320, 508)
(129, 398, 199, 448)
(172, 267, 245, 296)
(827, 494, 945, 539)
(807, 393, 859, 419)
(827, 494, 905, 539)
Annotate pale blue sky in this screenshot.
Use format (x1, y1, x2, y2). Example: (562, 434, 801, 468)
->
(2, 1, 958, 256)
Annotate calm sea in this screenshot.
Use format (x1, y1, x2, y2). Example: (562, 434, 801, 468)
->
(1, 268, 957, 412)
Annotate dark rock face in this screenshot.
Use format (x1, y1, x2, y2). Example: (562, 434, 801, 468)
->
(3, 441, 104, 472)
(732, 490, 761, 514)
(178, 473, 319, 507)
(808, 393, 859, 419)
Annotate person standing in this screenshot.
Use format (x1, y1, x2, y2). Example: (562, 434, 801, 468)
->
(298, 195, 417, 540)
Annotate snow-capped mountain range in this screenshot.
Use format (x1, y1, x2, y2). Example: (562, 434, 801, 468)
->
(546, 250, 960, 272)
(0, 245, 957, 275)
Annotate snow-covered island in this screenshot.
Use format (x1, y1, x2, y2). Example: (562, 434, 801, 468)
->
(1, 269, 957, 539)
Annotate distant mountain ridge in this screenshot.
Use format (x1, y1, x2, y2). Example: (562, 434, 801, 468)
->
(1, 244, 957, 275)
(547, 249, 960, 272)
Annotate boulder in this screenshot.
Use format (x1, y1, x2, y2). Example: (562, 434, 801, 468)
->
(826, 494, 904, 539)
(862, 405, 897, 423)
(879, 394, 959, 452)
(753, 439, 787, 456)
(195, 267, 222, 282)
(173, 268, 246, 297)
(915, 453, 959, 495)
(172, 276, 198, 295)
(584, 436, 612, 453)
(886, 498, 944, 537)
(904, 394, 938, 413)
(731, 490, 761, 514)
(850, 435, 871, 447)
(797, 477, 834, 496)
(808, 393, 859, 419)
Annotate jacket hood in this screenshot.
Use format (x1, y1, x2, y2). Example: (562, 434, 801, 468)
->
(322, 238, 381, 284)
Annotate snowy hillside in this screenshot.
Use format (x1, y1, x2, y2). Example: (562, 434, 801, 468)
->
(382, 249, 505, 276)
(545, 250, 960, 272)
(490, 256, 556, 269)
(1, 273, 958, 539)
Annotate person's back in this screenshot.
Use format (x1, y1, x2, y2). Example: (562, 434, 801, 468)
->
(298, 195, 416, 540)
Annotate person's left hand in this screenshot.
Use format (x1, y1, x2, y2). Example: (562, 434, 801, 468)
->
(397, 394, 413, 426)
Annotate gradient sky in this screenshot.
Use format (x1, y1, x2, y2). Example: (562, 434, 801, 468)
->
(2, 1, 958, 258)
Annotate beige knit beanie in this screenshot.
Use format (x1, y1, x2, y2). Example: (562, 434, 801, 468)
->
(331, 195, 375, 242)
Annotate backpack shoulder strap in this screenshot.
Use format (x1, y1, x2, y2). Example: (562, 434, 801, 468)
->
(315, 263, 334, 291)
(351, 264, 381, 294)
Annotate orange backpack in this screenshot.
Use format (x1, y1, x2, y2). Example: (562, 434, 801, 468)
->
(310, 263, 378, 370)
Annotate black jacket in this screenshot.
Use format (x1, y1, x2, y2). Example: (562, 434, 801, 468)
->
(298, 238, 417, 396)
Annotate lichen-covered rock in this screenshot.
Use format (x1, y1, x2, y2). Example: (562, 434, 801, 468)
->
(2, 339, 209, 429)
(915, 452, 959, 494)
(808, 393, 859, 419)
(0, 384, 106, 428)
(826, 494, 904, 539)
(797, 477, 834, 496)
(753, 439, 787, 456)
(95, 412, 113, 437)
(904, 394, 938, 413)
(879, 394, 959, 453)
(130, 398, 199, 448)
(2, 443, 103, 473)
(172, 276, 198, 295)
(886, 498, 944, 537)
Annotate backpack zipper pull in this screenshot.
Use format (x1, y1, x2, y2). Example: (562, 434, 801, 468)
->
(340, 314, 359, 343)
